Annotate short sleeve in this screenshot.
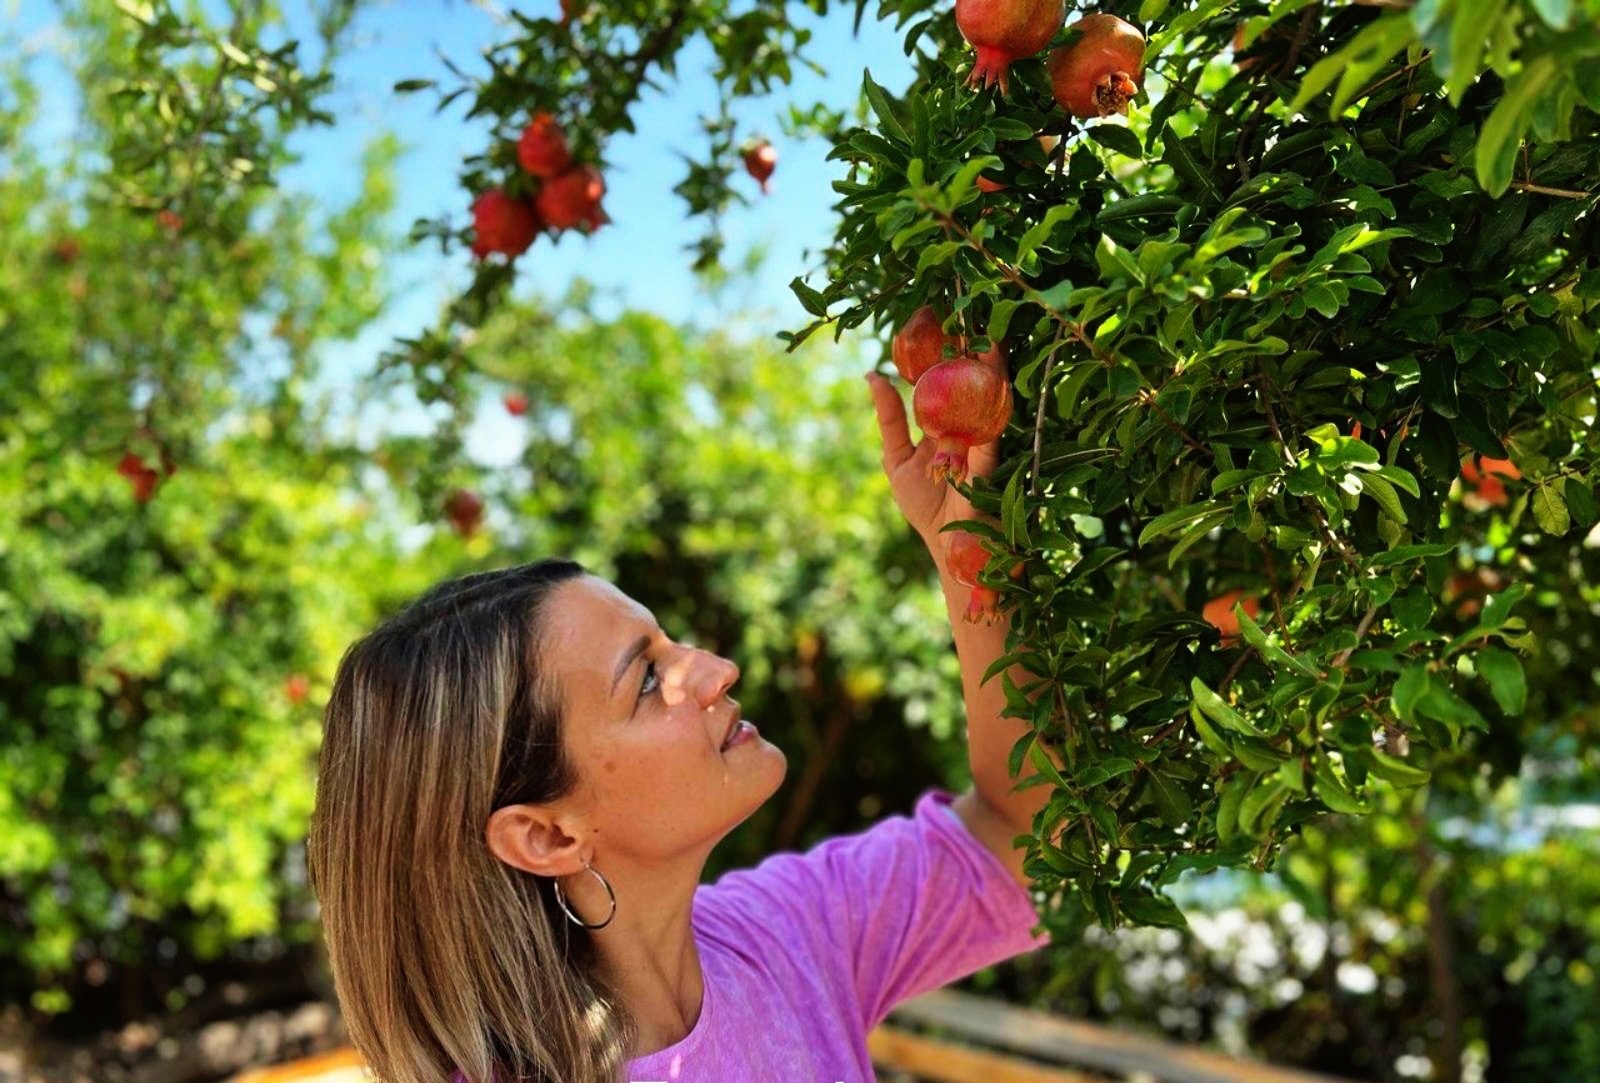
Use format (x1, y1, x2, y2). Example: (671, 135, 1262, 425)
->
(701, 786, 1050, 1030)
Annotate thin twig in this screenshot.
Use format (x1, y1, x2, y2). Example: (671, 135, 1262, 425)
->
(1510, 181, 1595, 200)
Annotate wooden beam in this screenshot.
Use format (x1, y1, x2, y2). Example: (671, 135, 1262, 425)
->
(867, 1024, 1101, 1083)
(885, 989, 1358, 1083)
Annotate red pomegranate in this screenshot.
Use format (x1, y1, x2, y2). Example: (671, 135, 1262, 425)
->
(156, 209, 183, 234)
(284, 674, 311, 706)
(976, 174, 1007, 193)
(1047, 13, 1145, 118)
(946, 531, 1025, 624)
(744, 140, 777, 194)
(504, 391, 530, 416)
(471, 188, 539, 258)
(117, 452, 160, 503)
(445, 488, 485, 538)
(955, 0, 1066, 95)
(536, 164, 608, 231)
(1203, 589, 1260, 646)
(1460, 455, 1521, 508)
(517, 113, 572, 179)
(913, 357, 1013, 484)
(891, 305, 951, 384)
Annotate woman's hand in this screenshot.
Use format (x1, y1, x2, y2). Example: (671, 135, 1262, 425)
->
(866, 370, 1000, 555)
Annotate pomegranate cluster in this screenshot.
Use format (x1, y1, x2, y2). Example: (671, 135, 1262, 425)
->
(892, 305, 1019, 624)
(469, 112, 608, 261)
(955, 4, 1146, 119)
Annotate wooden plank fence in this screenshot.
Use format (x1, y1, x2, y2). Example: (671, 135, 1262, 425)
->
(229, 989, 1360, 1083)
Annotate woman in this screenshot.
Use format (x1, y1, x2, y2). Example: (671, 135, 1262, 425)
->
(307, 370, 1052, 1082)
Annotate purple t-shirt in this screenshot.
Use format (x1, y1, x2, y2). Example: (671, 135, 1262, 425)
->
(623, 786, 1051, 1083)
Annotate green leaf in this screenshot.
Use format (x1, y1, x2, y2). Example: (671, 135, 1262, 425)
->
(1189, 704, 1234, 757)
(1120, 888, 1188, 928)
(1137, 501, 1226, 546)
(1476, 647, 1527, 715)
(1565, 477, 1598, 527)
(1477, 55, 1559, 196)
(1191, 677, 1269, 738)
(1532, 483, 1571, 535)
(1358, 471, 1407, 524)
(987, 299, 1020, 344)
(1147, 770, 1193, 828)
(1236, 605, 1323, 679)
(861, 69, 910, 144)
(1313, 751, 1372, 814)
(1481, 582, 1530, 629)
(1088, 123, 1144, 159)
(1365, 747, 1431, 788)
(789, 276, 827, 316)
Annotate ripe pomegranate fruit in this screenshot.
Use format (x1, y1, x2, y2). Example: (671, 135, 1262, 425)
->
(471, 188, 539, 258)
(913, 356, 1013, 484)
(284, 673, 311, 706)
(892, 305, 951, 384)
(946, 531, 1025, 624)
(445, 488, 485, 538)
(744, 140, 777, 194)
(156, 209, 183, 234)
(893, 306, 1007, 385)
(504, 391, 530, 416)
(536, 164, 608, 231)
(1203, 589, 1260, 646)
(50, 237, 81, 265)
(1048, 13, 1145, 119)
(955, 0, 1065, 95)
(517, 113, 572, 179)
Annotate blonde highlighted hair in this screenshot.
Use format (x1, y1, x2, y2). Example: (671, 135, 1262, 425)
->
(307, 559, 636, 1083)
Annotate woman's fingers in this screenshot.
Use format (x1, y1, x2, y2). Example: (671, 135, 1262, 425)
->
(866, 371, 915, 472)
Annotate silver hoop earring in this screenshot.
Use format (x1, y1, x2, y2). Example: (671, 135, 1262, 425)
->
(553, 860, 616, 930)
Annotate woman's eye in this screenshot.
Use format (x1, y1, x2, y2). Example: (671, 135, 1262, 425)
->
(640, 659, 660, 699)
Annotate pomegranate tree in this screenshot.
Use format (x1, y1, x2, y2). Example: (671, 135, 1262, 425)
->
(396, 2, 1600, 947)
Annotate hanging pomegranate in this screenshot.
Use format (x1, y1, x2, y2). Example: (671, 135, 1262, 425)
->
(743, 140, 777, 194)
(955, 0, 1066, 95)
(913, 356, 1013, 484)
(891, 305, 951, 385)
(517, 113, 572, 179)
(536, 164, 608, 231)
(445, 488, 486, 538)
(946, 531, 1025, 624)
(471, 188, 539, 258)
(1047, 13, 1145, 119)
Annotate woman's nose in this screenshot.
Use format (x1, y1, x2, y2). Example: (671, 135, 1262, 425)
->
(665, 648, 738, 707)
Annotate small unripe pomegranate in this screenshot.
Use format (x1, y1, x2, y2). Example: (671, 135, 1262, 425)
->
(284, 673, 311, 706)
(517, 113, 572, 178)
(956, 0, 1066, 95)
(913, 357, 1013, 484)
(892, 305, 950, 385)
(156, 209, 183, 234)
(1203, 589, 1260, 645)
(445, 488, 485, 537)
(743, 140, 777, 194)
(536, 164, 607, 231)
(504, 391, 529, 416)
(946, 531, 1025, 624)
(471, 188, 539, 258)
(1048, 13, 1145, 118)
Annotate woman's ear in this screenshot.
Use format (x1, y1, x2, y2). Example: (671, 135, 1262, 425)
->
(486, 803, 588, 877)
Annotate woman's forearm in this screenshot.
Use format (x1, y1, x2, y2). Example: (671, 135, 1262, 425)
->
(933, 559, 1053, 835)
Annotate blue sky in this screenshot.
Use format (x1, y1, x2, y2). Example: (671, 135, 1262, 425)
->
(15, 0, 918, 459)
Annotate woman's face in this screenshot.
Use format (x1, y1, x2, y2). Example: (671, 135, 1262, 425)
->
(539, 575, 787, 862)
